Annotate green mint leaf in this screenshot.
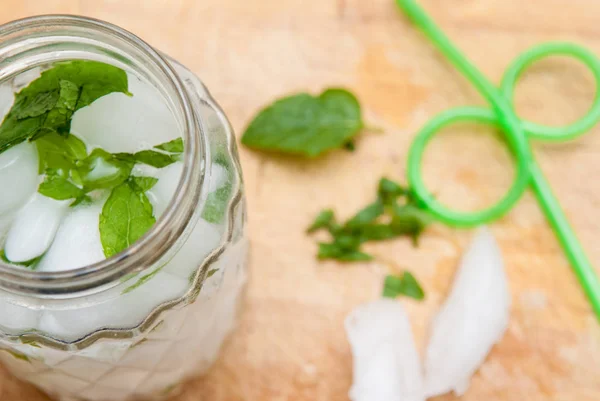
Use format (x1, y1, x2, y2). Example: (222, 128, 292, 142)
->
(390, 205, 429, 244)
(307, 209, 335, 233)
(0, 115, 43, 153)
(100, 180, 156, 258)
(78, 148, 133, 190)
(14, 90, 60, 119)
(38, 171, 84, 200)
(154, 138, 184, 154)
(317, 241, 372, 262)
(202, 157, 233, 224)
(378, 177, 409, 204)
(41, 80, 80, 134)
(202, 183, 232, 224)
(241, 88, 363, 157)
(0, 61, 129, 154)
(131, 176, 158, 192)
(382, 272, 425, 300)
(358, 224, 397, 241)
(122, 266, 162, 294)
(345, 200, 384, 229)
(36, 132, 87, 173)
(20, 60, 130, 111)
(70, 194, 93, 207)
(336, 250, 373, 262)
(133, 150, 177, 168)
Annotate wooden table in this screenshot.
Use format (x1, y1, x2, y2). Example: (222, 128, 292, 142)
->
(1, 0, 600, 400)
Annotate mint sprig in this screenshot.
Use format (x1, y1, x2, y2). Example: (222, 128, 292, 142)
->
(382, 272, 425, 300)
(0, 61, 187, 263)
(308, 177, 430, 262)
(0, 61, 130, 153)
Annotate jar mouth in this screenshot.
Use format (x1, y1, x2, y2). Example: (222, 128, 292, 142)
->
(0, 15, 205, 296)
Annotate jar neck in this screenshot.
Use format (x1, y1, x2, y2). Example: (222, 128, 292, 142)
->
(0, 15, 205, 297)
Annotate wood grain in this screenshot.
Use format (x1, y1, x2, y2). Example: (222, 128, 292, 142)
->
(1, 0, 600, 400)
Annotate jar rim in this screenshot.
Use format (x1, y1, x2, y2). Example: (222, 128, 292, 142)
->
(0, 15, 205, 296)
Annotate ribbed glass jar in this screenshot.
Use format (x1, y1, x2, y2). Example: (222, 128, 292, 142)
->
(0, 15, 247, 401)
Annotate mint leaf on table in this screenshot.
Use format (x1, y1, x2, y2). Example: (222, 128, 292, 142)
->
(382, 272, 425, 300)
(308, 177, 429, 262)
(345, 200, 384, 229)
(99, 179, 156, 258)
(241, 88, 363, 157)
(38, 170, 85, 200)
(307, 209, 335, 233)
(0, 60, 130, 154)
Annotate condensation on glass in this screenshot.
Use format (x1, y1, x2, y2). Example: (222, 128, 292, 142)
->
(0, 16, 247, 401)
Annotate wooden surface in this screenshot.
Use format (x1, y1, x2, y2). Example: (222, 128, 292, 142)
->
(1, 0, 600, 400)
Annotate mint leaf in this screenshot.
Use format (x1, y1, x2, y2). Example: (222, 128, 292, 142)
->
(19, 61, 130, 111)
(390, 205, 429, 244)
(318, 243, 372, 261)
(131, 176, 158, 192)
(307, 209, 335, 233)
(122, 266, 162, 294)
(14, 90, 60, 119)
(70, 194, 92, 207)
(38, 171, 84, 200)
(154, 138, 183, 153)
(41, 80, 80, 134)
(345, 200, 384, 229)
(308, 178, 429, 262)
(36, 132, 87, 173)
(382, 272, 425, 300)
(99, 180, 156, 258)
(133, 150, 177, 168)
(378, 177, 409, 205)
(202, 183, 232, 224)
(241, 88, 363, 157)
(201, 155, 233, 224)
(0, 61, 129, 153)
(77, 148, 133, 191)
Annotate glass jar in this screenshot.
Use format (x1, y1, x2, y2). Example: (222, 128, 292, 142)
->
(0, 15, 247, 401)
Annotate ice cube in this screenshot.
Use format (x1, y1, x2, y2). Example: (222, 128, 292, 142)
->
(0, 294, 40, 331)
(0, 143, 39, 216)
(345, 299, 424, 401)
(423, 228, 509, 397)
(208, 162, 228, 193)
(70, 72, 181, 153)
(12, 67, 41, 92)
(36, 203, 105, 272)
(4, 194, 69, 262)
(146, 161, 183, 217)
(38, 272, 188, 341)
(163, 217, 222, 280)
